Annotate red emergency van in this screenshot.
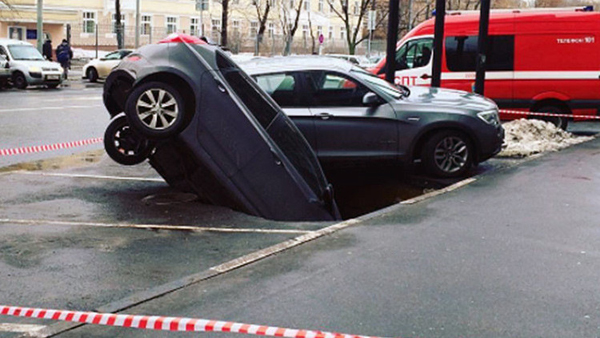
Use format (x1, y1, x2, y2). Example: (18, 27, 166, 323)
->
(370, 6, 600, 129)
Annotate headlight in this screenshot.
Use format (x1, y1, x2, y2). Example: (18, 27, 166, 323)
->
(478, 110, 500, 126)
(28, 66, 41, 73)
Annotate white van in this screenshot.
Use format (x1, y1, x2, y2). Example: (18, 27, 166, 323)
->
(0, 39, 64, 89)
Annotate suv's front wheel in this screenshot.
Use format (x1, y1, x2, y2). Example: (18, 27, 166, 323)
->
(104, 114, 154, 165)
(422, 131, 473, 178)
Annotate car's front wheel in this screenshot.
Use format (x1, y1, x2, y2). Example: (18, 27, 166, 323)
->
(124, 81, 186, 139)
(422, 131, 473, 178)
(12, 72, 27, 89)
(86, 67, 99, 82)
(104, 114, 154, 165)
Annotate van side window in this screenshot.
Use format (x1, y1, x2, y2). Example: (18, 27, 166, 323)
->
(394, 38, 433, 71)
(445, 35, 514, 72)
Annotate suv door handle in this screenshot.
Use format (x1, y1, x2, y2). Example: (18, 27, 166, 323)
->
(420, 74, 431, 80)
(317, 112, 332, 120)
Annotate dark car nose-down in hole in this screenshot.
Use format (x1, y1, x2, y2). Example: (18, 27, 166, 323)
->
(102, 33, 340, 222)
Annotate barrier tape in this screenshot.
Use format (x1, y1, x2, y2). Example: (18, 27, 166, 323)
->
(0, 137, 103, 157)
(0, 305, 389, 338)
(499, 109, 600, 120)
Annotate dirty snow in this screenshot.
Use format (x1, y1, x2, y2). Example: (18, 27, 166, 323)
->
(498, 119, 594, 158)
(71, 48, 110, 60)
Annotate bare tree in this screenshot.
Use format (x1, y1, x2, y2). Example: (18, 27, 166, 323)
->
(221, 0, 230, 47)
(115, 0, 124, 48)
(327, 0, 377, 54)
(280, 0, 305, 55)
(251, 0, 272, 55)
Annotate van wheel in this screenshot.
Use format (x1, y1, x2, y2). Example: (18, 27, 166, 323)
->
(422, 131, 473, 178)
(532, 105, 569, 130)
(124, 81, 186, 139)
(12, 72, 27, 89)
(104, 114, 154, 165)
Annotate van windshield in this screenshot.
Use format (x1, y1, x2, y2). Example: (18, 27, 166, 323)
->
(8, 45, 44, 61)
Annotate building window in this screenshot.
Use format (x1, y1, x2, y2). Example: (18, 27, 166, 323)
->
(232, 20, 240, 36)
(112, 14, 126, 34)
(340, 26, 345, 39)
(354, 1, 359, 15)
(289, 0, 294, 9)
(268, 22, 275, 38)
(317, 25, 323, 38)
(328, 26, 333, 39)
(190, 17, 200, 36)
(141, 15, 152, 35)
(250, 21, 258, 38)
(302, 24, 309, 39)
(83, 11, 96, 34)
(211, 19, 221, 32)
(303, 0, 310, 11)
(318, 0, 324, 11)
(166, 16, 178, 34)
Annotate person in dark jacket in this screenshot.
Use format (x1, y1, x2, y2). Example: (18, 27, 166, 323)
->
(55, 39, 73, 79)
(42, 39, 53, 61)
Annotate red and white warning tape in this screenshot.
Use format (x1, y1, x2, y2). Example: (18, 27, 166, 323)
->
(499, 109, 600, 120)
(0, 137, 103, 157)
(0, 305, 388, 338)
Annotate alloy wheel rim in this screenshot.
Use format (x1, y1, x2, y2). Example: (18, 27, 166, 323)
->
(433, 136, 468, 173)
(136, 88, 179, 130)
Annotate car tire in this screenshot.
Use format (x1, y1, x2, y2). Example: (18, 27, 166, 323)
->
(12, 72, 27, 89)
(124, 81, 186, 139)
(532, 105, 569, 130)
(47, 83, 59, 89)
(422, 131, 473, 178)
(86, 67, 99, 83)
(104, 114, 154, 165)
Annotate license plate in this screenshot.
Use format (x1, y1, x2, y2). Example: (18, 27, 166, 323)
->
(46, 75, 59, 80)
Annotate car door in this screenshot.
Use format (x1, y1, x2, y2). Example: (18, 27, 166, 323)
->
(252, 71, 317, 149)
(303, 70, 398, 162)
(97, 51, 125, 78)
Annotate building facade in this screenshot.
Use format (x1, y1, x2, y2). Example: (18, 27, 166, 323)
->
(0, 0, 367, 55)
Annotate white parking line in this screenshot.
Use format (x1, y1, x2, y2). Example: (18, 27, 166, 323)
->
(0, 323, 45, 333)
(0, 105, 103, 113)
(15, 171, 165, 182)
(0, 218, 314, 235)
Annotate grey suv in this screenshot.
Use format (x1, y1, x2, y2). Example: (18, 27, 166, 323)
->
(242, 56, 505, 178)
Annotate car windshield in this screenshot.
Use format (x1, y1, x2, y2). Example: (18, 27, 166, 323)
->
(8, 45, 44, 61)
(350, 67, 409, 99)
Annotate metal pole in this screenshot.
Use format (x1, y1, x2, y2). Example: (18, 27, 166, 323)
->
(385, 0, 399, 84)
(431, 0, 446, 87)
(95, 23, 98, 58)
(135, 0, 140, 48)
(474, 0, 491, 95)
(36, 0, 43, 52)
(407, 0, 413, 30)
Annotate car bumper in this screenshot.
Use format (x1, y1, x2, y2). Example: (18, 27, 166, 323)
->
(26, 71, 63, 85)
(478, 125, 505, 162)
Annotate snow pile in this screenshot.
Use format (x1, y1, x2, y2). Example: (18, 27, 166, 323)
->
(498, 119, 593, 158)
(71, 48, 110, 60)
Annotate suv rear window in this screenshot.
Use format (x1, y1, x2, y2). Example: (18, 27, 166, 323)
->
(445, 35, 514, 72)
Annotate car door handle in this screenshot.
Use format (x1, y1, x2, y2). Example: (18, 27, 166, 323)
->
(420, 74, 431, 80)
(317, 112, 332, 120)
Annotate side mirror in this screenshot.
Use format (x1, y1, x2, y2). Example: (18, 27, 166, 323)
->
(362, 92, 381, 106)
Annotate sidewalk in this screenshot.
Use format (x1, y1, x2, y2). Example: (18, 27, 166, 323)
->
(66, 136, 600, 338)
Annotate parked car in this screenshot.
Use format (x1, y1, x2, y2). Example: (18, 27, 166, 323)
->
(241, 56, 505, 178)
(0, 54, 10, 88)
(370, 6, 598, 129)
(83, 49, 132, 82)
(0, 39, 64, 89)
(102, 34, 340, 222)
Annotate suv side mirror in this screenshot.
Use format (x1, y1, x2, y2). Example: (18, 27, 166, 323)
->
(362, 92, 380, 106)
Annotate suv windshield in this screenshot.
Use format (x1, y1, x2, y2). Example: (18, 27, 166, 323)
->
(351, 68, 407, 99)
(8, 45, 44, 61)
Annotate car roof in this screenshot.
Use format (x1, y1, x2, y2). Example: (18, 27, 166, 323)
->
(0, 39, 33, 46)
(240, 55, 356, 75)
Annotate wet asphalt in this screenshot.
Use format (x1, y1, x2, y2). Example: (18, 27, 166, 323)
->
(0, 119, 599, 337)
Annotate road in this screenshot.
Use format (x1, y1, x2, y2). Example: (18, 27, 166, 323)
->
(0, 83, 107, 168)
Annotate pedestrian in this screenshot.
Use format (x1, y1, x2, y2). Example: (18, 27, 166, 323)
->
(42, 39, 53, 61)
(55, 39, 73, 79)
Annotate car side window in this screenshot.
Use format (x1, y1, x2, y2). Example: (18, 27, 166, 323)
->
(253, 73, 298, 107)
(0, 46, 9, 60)
(104, 52, 121, 60)
(306, 71, 369, 107)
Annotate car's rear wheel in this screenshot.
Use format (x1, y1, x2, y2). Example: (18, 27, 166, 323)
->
(124, 81, 186, 139)
(532, 105, 569, 130)
(104, 114, 154, 165)
(47, 83, 59, 89)
(422, 131, 473, 178)
(12, 72, 27, 89)
(86, 67, 99, 82)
